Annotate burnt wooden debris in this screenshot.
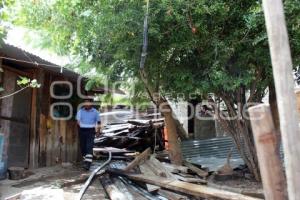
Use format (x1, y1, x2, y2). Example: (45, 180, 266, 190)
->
(89, 114, 264, 200)
(92, 148, 263, 200)
(94, 118, 165, 153)
(98, 154, 262, 200)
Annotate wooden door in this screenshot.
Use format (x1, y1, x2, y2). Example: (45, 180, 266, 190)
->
(0, 69, 32, 168)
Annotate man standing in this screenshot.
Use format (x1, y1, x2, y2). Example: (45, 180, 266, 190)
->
(76, 99, 101, 170)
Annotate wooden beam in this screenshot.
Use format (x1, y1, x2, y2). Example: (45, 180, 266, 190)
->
(29, 73, 38, 168)
(183, 161, 209, 178)
(162, 162, 189, 174)
(249, 104, 286, 200)
(100, 174, 136, 200)
(139, 163, 161, 192)
(124, 148, 151, 172)
(1, 64, 33, 77)
(173, 174, 207, 184)
(262, 0, 300, 199)
(108, 169, 262, 200)
(158, 189, 189, 200)
(145, 156, 175, 179)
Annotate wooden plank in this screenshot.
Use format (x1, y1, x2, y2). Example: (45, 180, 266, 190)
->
(183, 161, 209, 178)
(29, 69, 44, 168)
(102, 125, 132, 134)
(127, 118, 164, 126)
(1, 69, 32, 168)
(295, 90, 300, 119)
(162, 162, 189, 174)
(4, 193, 21, 200)
(119, 177, 156, 200)
(93, 147, 134, 154)
(262, 0, 300, 199)
(1, 64, 32, 77)
(0, 70, 15, 170)
(124, 185, 150, 200)
(145, 156, 176, 179)
(108, 169, 262, 200)
(124, 148, 151, 172)
(139, 163, 161, 192)
(173, 174, 207, 184)
(99, 174, 131, 200)
(249, 104, 286, 200)
(39, 114, 47, 167)
(158, 189, 189, 200)
(60, 120, 67, 163)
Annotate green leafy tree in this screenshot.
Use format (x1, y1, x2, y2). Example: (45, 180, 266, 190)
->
(9, 0, 300, 179)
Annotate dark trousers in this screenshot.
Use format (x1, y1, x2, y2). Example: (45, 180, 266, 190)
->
(79, 128, 95, 161)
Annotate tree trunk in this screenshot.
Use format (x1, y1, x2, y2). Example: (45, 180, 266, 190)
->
(235, 120, 260, 181)
(139, 70, 183, 165)
(216, 93, 260, 181)
(218, 118, 260, 181)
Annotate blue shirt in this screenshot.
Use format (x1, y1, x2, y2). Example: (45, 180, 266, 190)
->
(76, 108, 101, 128)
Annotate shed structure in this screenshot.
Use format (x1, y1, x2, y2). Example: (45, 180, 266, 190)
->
(0, 43, 90, 168)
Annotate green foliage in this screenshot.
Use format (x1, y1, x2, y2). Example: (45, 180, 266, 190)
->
(17, 76, 41, 88)
(17, 76, 31, 85)
(84, 75, 107, 91)
(0, 0, 13, 44)
(7, 0, 300, 104)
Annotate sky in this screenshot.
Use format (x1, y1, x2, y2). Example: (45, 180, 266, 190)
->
(5, 26, 70, 66)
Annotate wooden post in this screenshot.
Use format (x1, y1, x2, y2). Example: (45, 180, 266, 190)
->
(262, 0, 300, 199)
(249, 104, 286, 200)
(161, 107, 183, 165)
(295, 90, 300, 118)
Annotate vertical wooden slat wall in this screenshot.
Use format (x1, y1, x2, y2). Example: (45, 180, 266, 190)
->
(29, 70, 79, 168)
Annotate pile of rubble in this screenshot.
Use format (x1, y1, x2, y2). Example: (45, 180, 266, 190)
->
(94, 117, 165, 153)
(4, 113, 263, 200)
(88, 114, 262, 200)
(91, 147, 261, 200)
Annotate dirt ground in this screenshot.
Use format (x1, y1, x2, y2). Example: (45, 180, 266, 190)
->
(0, 162, 264, 200)
(0, 163, 109, 200)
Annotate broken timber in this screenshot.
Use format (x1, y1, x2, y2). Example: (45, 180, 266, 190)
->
(100, 174, 131, 200)
(183, 160, 209, 178)
(158, 189, 189, 200)
(108, 169, 262, 200)
(262, 0, 300, 199)
(249, 104, 286, 200)
(139, 163, 161, 192)
(124, 148, 151, 172)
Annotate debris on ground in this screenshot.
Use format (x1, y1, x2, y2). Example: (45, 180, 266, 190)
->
(2, 113, 263, 200)
(94, 116, 165, 153)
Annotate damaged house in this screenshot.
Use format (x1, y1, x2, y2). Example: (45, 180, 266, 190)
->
(0, 43, 103, 177)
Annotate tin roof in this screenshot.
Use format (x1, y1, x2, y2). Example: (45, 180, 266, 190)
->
(0, 43, 125, 94)
(0, 43, 79, 80)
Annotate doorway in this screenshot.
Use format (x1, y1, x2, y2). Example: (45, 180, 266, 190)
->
(0, 69, 32, 168)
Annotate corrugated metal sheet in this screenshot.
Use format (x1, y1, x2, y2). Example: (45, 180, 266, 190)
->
(182, 137, 241, 159)
(181, 137, 243, 171)
(181, 136, 284, 171)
